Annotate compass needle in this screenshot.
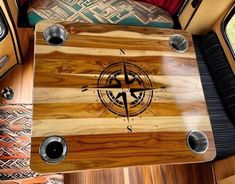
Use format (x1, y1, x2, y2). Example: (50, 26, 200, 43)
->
(123, 61, 130, 84)
(114, 92, 122, 101)
(122, 92, 129, 122)
(130, 91, 138, 100)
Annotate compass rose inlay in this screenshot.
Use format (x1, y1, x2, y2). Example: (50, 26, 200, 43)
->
(97, 61, 154, 120)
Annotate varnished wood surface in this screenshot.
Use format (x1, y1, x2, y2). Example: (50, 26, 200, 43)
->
(31, 131, 215, 173)
(31, 21, 216, 173)
(64, 163, 215, 184)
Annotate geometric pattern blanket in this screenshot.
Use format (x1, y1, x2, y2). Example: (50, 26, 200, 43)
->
(0, 105, 63, 183)
(27, 0, 173, 28)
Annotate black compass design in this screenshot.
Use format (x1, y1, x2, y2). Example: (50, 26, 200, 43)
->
(97, 60, 154, 120)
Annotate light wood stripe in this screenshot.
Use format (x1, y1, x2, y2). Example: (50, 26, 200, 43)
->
(33, 88, 205, 103)
(34, 74, 203, 89)
(123, 168, 130, 184)
(33, 101, 208, 120)
(34, 54, 199, 76)
(32, 115, 211, 137)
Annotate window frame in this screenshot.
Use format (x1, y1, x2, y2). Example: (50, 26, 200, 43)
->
(0, 7, 9, 42)
(221, 5, 235, 59)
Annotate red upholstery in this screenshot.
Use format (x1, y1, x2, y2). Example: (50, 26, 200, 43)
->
(19, 0, 28, 5)
(141, 0, 183, 15)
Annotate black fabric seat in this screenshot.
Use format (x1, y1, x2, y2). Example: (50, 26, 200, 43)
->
(193, 34, 235, 158)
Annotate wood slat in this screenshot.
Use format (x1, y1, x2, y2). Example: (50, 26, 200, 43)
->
(30, 131, 215, 173)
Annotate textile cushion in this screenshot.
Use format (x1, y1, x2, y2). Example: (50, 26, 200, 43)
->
(0, 105, 64, 183)
(193, 36, 235, 158)
(201, 32, 235, 124)
(27, 0, 173, 28)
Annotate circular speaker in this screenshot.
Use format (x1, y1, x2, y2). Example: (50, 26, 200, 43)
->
(187, 130, 209, 154)
(169, 34, 189, 53)
(43, 26, 67, 45)
(40, 136, 67, 163)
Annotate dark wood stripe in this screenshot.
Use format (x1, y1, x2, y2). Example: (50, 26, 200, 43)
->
(30, 131, 215, 173)
(36, 33, 195, 52)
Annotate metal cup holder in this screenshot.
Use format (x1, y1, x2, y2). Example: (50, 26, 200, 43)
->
(187, 130, 209, 154)
(43, 26, 67, 45)
(169, 34, 189, 53)
(40, 136, 68, 164)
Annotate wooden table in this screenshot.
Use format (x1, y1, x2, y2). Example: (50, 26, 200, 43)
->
(31, 21, 216, 173)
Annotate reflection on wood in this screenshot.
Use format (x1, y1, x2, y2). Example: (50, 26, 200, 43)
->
(31, 21, 215, 173)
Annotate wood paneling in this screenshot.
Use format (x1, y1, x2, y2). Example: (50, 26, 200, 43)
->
(180, 0, 234, 35)
(213, 5, 235, 75)
(0, 31, 17, 77)
(178, 0, 197, 29)
(214, 156, 235, 182)
(64, 163, 215, 184)
(31, 21, 216, 173)
(5, 0, 33, 62)
(0, 40, 33, 103)
(0, 0, 21, 63)
(219, 175, 235, 184)
(0, 0, 33, 63)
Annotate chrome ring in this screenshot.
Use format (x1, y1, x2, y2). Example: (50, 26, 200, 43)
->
(186, 130, 209, 154)
(39, 136, 68, 164)
(43, 25, 67, 45)
(169, 34, 189, 53)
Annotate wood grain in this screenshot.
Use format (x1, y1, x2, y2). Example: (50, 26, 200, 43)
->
(31, 21, 216, 173)
(31, 132, 215, 173)
(64, 163, 215, 184)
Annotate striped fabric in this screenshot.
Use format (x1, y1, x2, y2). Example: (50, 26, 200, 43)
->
(193, 35, 235, 158)
(0, 105, 64, 183)
(201, 32, 235, 124)
(27, 0, 173, 28)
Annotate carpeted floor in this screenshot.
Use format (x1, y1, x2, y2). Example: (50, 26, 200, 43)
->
(0, 105, 63, 183)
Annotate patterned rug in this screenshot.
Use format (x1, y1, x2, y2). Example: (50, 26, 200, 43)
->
(0, 105, 64, 183)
